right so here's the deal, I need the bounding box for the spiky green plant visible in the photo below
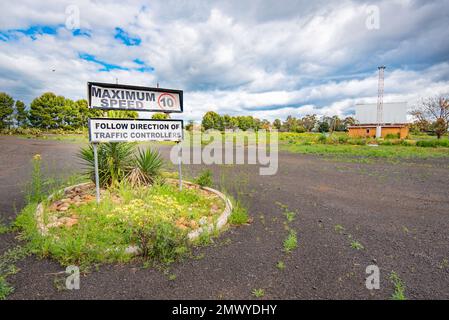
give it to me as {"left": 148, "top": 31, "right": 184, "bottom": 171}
{"left": 78, "top": 142, "right": 135, "bottom": 187}
{"left": 127, "top": 148, "right": 164, "bottom": 186}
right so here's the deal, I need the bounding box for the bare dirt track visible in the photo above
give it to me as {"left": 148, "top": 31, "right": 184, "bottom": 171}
{"left": 1, "top": 135, "right": 448, "bottom": 299}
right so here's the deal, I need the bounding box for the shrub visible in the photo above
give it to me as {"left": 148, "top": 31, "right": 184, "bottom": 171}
{"left": 78, "top": 142, "right": 135, "bottom": 187}
{"left": 317, "top": 133, "right": 327, "bottom": 144}
{"left": 0, "top": 127, "right": 42, "bottom": 136}
{"left": 379, "top": 139, "right": 401, "bottom": 146}
{"left": 400, "top": 140, "right": 414, "bottom": 146}
{"left": 135, "top": 220, "right": 188, "bottom": 264}
{"left": 229, "top": 201, "right": 249, "bottom": 225}
{"left": 416, "top": 140, "right": 449, "bottom": 147}
{"left": 348, "top": 138, "right": 367, "bottom": 145}
{"left": 338, "top": 136, "right": 349, "bottom": 144}
{"left": 385, "top": 133, "right": 400, "bottom": 139}
{"left": 127, "top": 148, "right": 164, "bottom": 186}
{"left": 294, "top": 125, "right": 306, "bottom": 133}
{"left": 195, "top": 169, "right": 213, "bottom": 187}
{"left": 438, "top": 140, "right": 449, "bottom": 147}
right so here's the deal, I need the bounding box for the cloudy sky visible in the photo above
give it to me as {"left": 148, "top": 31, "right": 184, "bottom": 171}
{"left": 1, "top": 0, "right": 448, "bottom": 121}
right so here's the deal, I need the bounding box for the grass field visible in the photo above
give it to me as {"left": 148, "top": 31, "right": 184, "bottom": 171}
{"left": 3, "top": 130, "right": 449, "bottom": 160}
{"left": 278, "top": 132, "right": 449, "bottom": 159}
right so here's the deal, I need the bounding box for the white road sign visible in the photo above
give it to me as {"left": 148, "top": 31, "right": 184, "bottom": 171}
{"left": 88, "top": 82, "right": 183, "bottom": 113}
{"left": 88, "top": 118, "right": 183, "bottom": 143}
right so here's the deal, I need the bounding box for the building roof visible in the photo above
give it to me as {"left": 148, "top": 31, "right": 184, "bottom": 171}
{"left": 348, "top": 124, "right": 409, "bottom": 128}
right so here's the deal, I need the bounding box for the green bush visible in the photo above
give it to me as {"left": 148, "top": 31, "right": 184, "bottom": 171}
{"left": 317, "top": 133, "right": 327, "bottom": 144}
{"left": 127, "top": 148, "right": 164, "bottom": 186}
{"left": 416, "top": 140, "right": 435, "bottom": 147}
{"left": 416, "top": 140, "right": 449, "bottom": 148}
{"left": 338, "top": 136, "right": 349, "bottom": 144}
{"left": 194, "top": 169, "right": 213, "bottom": 187}
{"left": 400, "top": 140, "right": 414, "bottom": 146}
{"left": 379, "top": 139, "right": 402, "bottom": 146}
{"left": 78, "top": 142, "right": 135, "bottom": 187}
{"left": 348, "top": 138, "right": 367, "bottom": 145}
{"left": 385, "top": 133, "right": 400, "bottom": 139}
{"left": 135, "top": 220, "right": 188, "bottom": 264}
{"left": 0, "top": 127, "right": 42, "bottom": 136}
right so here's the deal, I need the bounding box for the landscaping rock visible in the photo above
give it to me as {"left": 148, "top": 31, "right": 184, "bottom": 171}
{"left": 125, "top": 246, "right": 140, "bottom": 255}
{"left": 199, "top": 216, "right": 208, "bottom": 226}
{"left": 189, "top": 220, "right": 198, "bottom": 229}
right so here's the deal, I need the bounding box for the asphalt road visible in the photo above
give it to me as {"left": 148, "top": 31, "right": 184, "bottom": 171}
{"left": 1, "top": 135, "right": 448, "bottom": 299}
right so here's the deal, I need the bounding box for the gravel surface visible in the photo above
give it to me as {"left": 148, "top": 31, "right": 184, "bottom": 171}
{"left": 1, "top": 135, "right": 448, "bottom": 299}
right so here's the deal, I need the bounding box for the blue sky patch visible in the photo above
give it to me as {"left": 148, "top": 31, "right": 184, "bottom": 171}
{"left": 17, "top": 25, "right": 59, "bottom": 40}
{"left": 114, "top": 27, "right": 141, "bottom": 46}
{"left": 79, "top": 53, "right": 129, "bottom": 72}
{"left": 0, "top": 25, "right": 61, "bottom": 41}
{"left": 133, "top": 59, "right": 154, "bottom": 72}
{"left": 72, "top": 29, "right": 91, "bottom": 37}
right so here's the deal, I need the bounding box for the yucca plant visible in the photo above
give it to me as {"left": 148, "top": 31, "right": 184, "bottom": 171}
{"left": 127, "top": 148, "right": 164, "bottom": 186}
{"left": 78, "top": 142, "right": 135, "bottom": 187}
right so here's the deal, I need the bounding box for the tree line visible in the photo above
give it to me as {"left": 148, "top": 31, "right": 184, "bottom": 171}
{"left": 201, "top": 111, "right": 356, "bottom": 133}
{"left": 1, "top": 91, "right": 447, "bottom": 137}
{"left": 0, "top": 92, "right": 138, "bottom": 130}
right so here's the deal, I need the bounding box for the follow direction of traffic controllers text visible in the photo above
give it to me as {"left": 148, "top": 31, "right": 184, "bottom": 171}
{"left": 88, "top": 118, "right": 183, "bottom": 143}
{"left": 87, "top": 82, "right": 185, "bottom": 202}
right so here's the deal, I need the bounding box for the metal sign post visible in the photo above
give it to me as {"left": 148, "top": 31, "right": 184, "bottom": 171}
{"left": 177, "top": 141, "right": 182, "bottom": 191}
{"left": 92, "top": 142, "right": 100, "bottom": 204}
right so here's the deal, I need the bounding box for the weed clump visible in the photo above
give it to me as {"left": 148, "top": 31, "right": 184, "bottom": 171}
{"left": 229, "top": 201, "right": 249, "bottom": 225}
{"left": 283, "top": 230, "right": 298, "bottom": 253}
{"left": 194, "top": 169, "right": 214, "bottom": 187}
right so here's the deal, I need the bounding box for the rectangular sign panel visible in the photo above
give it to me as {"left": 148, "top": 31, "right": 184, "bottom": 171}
{"left": 88, "top": 118, "right": 183, "bottom": 143}
{"left": 87, "top": 82, "right": 183, "bottom": 113}
{"left": 355, "top": 102, "right": 408, "bottom": 124}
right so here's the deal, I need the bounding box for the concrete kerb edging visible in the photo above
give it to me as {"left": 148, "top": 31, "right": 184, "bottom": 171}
{"left": 34, "top": 180, "right": 233, "bottom": 247}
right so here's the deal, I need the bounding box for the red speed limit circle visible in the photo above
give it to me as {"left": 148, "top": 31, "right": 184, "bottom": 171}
{"left": 158, "top": 93, "right": 176, "bottom": 109}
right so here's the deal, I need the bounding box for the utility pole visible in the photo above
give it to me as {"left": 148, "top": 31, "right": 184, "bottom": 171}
{"left": 376, "top": 66, "right": 386, "bottom": 138}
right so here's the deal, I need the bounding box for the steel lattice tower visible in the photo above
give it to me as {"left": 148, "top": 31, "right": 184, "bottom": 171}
{"left": 377, "top": 66, "right": 386, "bottom": 125}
